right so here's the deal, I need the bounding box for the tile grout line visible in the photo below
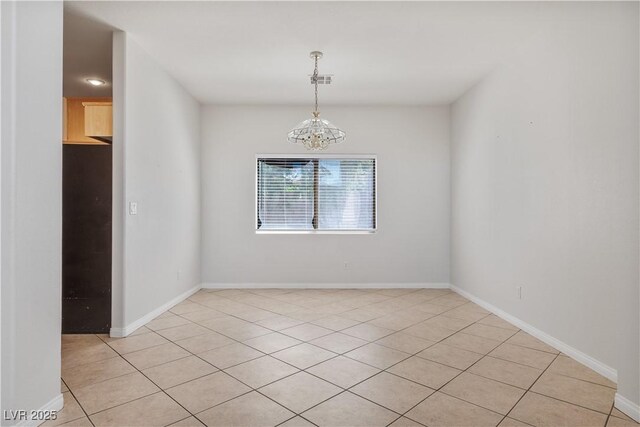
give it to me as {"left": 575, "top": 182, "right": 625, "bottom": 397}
{"left": 230, "top": 293, "right": 447, "bottom": 331}
{"left": 199, "top": 288, "right": 453, "bottom": 330}
{"left": 75, "top": 293, "right": 575, "bottom": 426}
{"left": 259, "top": 301, "right": 500, "bottom": 423}
{"left": 499, "top": 352, "right": 563, "bottom": 426}
{"left": 397, "top": 336, "right": 507, "bottom": 425}
{"left": 342, "top": 294, "right": 614, "bottom": 425}
{"left": 58, "top": 378, "right": 96, "bottom": 427}
{"left": 107, "top": 376, "right": 196, "bottom": 423}
{"left": 365, "top": 297, "right": 503, "bottom": 425}
{"left": 525, "top": 390, "right": 618, "bottom": 418}
{"left": 61, "top": 289, "right": 620, "bottom": 427}
{"left": 167, "top": 290, "right": 457, "bottom": 422}
{"left": 549, "top": 371, "right": 618, "bottom": 391}
{"left": 209, "top": 290, "right": 528, "bottom": 423}
{"left": 132, "top": 295, "right": 375, "bottom": 424}
{"left": 607, "top": 403, "right": 640, "bottom": 425}
{"left": 174, "top": 319, "right": 378, "bottom": 425}
{"left": 85, "top": 333, "right": 215, "bottom": 426}
{"left": 395, "top": 319, "right": 614, "bottom": 426}
{"left": 64, "top": 289, "right": 466, "bottom": 422}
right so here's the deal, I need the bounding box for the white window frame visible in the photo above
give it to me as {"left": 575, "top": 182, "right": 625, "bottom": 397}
{"left": 255, "top": 154, "right": 378, "bottom": 234}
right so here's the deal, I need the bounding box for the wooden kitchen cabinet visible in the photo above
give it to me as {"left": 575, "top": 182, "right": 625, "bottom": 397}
{"left": 83, "top": 102, "right": 112, "bottom": 143}
{"left": 63, "top": 97, "right": 112, "bottom": 144}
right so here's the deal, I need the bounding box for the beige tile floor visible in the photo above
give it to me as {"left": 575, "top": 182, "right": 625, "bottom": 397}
{"left": 53, "top": 288, "right": 639, "bottom": 427}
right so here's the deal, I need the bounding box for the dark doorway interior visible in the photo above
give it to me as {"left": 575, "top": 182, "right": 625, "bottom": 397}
{"left": 62, "top": 144, "right": 112, "bottom": 333}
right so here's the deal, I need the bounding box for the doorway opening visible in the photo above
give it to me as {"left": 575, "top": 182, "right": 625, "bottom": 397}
{"left": 62, "top": 9, "right": 114, "bottom": 333}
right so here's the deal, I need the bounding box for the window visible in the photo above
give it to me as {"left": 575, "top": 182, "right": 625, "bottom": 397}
{"left": 256, "top": 155, "right": 376, "bottom": 233}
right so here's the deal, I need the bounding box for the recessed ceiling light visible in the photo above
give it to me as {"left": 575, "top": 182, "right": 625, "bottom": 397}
{"left": 86, "top": 78, "right": 106, "bottom": 86}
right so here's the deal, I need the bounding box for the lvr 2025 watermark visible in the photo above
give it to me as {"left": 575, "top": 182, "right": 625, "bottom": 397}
{"left": 3, "top": 410, "right": 58, "bottom": 422}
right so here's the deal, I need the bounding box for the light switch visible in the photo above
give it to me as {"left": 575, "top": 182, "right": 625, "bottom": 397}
{"left": 129, "top": 201, "right": 138, "bottom": 215}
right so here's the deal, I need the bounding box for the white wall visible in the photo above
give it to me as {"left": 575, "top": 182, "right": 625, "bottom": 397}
{"left": 451, "top": 1, "right": 639, "bottom": 415}
{"left": 201, "top": 106, "right": 449, "bottom": 285}
{"left": 112, "top": 33, "right": 201, "bottom": 332}
{"left": 1, "top": 1, "right": 64, "bottom": 423}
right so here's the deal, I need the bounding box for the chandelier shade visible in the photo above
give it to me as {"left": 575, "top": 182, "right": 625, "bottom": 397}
{"left": 288, "top": 51, "right": 345, "bottom": 150}
{"left": 287, "top": 115, "right": 346, "bottom": 151}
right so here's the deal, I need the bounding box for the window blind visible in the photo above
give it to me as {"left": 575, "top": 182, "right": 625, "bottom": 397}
{"left": 257, "top": 156, "right": 376, "bottom": 232}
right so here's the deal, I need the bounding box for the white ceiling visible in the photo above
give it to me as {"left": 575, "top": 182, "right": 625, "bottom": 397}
{"left": 64, "top": 6, "right": 113, "bottom": 97}
{"left": 65, "top": 1, "right": 578, "bottom": 105}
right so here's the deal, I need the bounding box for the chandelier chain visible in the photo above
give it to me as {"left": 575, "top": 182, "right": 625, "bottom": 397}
{"left": 313, "top": 54, "right": 319, "bottom": 115}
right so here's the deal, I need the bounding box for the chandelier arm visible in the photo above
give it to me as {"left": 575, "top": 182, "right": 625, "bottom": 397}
{"left": 325, "top": 124, "right": 337, "bottom": 141}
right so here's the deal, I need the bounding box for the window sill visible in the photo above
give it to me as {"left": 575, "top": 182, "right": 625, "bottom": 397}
{"left": 256, "top": 229, "right": 376, "bottom": 235}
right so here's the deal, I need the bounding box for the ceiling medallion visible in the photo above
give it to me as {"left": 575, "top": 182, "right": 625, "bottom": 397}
{"left": 287, "top": 51, "right": 346, "bottom": 150}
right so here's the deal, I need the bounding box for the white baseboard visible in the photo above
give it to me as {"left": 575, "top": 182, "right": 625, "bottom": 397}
{"left": 450, "top": 285, "right": 618, "bottom": 384}
{"left": 201, "top": 282, "right": 452, "bottom": 289}
{"left": 14, "top": 393, "right": 64, "bottom": 427}
{"left": 615, "top": 393, "right": 640, "bottom": 422}
{"left": 110, "top": 284, "right": 201, "bottom": 337}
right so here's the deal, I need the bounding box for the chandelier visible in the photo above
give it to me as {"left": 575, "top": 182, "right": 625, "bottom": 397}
{"left": 287, "top": 51, "right": 346, "bottom": 150}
